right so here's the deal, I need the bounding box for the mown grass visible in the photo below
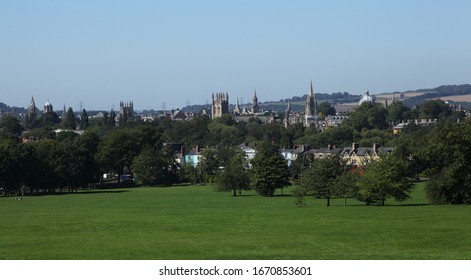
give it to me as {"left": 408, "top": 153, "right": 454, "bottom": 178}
{"left": 1, "top": 183, "right": 470, "bottom": 259}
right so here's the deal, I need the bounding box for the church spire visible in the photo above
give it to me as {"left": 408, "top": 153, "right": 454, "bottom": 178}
{"left": 310, "top": 80, "right": 314, "bottom": 96}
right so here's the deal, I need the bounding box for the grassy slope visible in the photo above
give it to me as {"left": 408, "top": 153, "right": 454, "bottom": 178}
{"left": 1, "top": 183, "right": 470, "bottom": 260}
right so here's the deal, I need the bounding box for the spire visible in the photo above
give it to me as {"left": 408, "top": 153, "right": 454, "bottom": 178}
{"left": 310, "top": 80, "right": 314, "bottom": 96}
{"left": 30, "top": 96, "right": 36, "bottom": 108}
{"left": 287, "top": 100, "right": 291, "bottom": 112}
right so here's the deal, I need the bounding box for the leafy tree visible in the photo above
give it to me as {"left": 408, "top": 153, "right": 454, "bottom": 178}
{"left": 318, "top": 101, "right": 336, "bottom": 117}
{"left": 357, "top": 155, "right": 413, "bottom": 206}
{"left": 250, "top": 144, "right": 290, "bottom": 196}
{"left": 39, "top": 111, "right": 61, "bottom": 127}
{"left": 132, "top": 147, "right": 178, "bottom": 185}
{"left": 333, "top": 167, "right": 360, "bottom": 206}
{"left": 344, "top": 102, "right": 389, "bottom": 131}
{"left": 387, "top": 101, "right": 412, "bottom": 125}
{"left": 0, "top": 115, "right": 24, "bottom": 136}
{"left": 289, "top": 153, "right": 313, "bottom": 181}
{"left": 97, "top": 129, "right": 140, "bottom": 185}
{"left": 419, "top": 122, "right": 471, "bottom": 204}
{"left": 215, "top": 152, "right": 251, "bottom": 196}
{"left": 296, "top": 156, "right": 344, "bottom": 206}
{"left": 0, "top": 140, "right": 24, "bottom": 195}
{"left": 417, "top": 100, "right": 451, "bottom": 121}
{"left": 198, "top": 148, "right": 220, "bottom": 183}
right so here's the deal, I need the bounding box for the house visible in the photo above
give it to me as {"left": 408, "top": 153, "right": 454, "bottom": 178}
{"left": 309, "top": 145, "right": 344, "bottom": 160}
{"left": 280, "top": 148, "right": 294, "bottom": 166}
{"left": 341, "top": 143, "right": 393, "bottom": 166}
{"left": 184, "top": 146, "right": 203, "bottom": 166}
{"left": 239, "top": 143, "right": 256, "bottom": 161}
{"left": 291, "top": 145, "right": 310, "bottom": 161}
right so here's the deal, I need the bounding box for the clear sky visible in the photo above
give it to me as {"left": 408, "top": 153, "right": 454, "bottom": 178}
{"left": 1, "top": 0, "right": 470, "bottom": 111}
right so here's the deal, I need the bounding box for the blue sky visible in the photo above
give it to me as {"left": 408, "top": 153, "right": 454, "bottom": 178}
{"left": 1, "top": 0, "right": 470, "bottom": 111}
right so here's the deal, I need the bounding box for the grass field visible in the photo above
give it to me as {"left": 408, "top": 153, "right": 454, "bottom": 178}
{"left": 1, "top": 183, "right": 470, "bottom": 260}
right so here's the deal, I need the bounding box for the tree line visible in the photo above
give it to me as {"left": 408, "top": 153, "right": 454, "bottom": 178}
{"left": 0, "top": 99, "right": 470, "bottom": 204}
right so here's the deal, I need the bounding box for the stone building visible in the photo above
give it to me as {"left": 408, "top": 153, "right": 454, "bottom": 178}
{"left": 211, "top": 92, "right": 229, "bottom": 119}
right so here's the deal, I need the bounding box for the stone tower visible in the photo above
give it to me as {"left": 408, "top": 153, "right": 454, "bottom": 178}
{"left": 119, "top": 101, "right": 134, "bottom": 122}
{"left": 211, "top": 92, "right": 229, "bottom": 119}
{"left": 44, "top": 100, "right": 53, "bottom": 114}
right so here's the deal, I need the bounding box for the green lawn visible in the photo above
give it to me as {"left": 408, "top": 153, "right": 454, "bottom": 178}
{"left": 1, "top": 183, "right": 470, "bottom": 259}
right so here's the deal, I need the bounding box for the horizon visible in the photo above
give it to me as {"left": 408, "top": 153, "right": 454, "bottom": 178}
{"left": 1, "top": 1, "right": 470, "bottom": 111}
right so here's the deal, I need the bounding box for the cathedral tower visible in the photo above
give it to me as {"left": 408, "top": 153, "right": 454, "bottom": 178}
{"left": 211, "top": 92, "right": 229, "bottom": 119}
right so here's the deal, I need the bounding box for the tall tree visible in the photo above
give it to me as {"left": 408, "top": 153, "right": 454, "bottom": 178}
{"left": 132, "top": 146, "right": 178, "bottom": 185}
{"left": 296, "top": 156, "right": 344, "bottom": 206}
{"left": 97, "top": 129, "right": 140, "bottom": 185}
{"left": 0, "top": 115, "right": 24, "bottom": 137}
{"left": 80, "top": 109, "right": 89, "bottom": 129}
{"left": 215, "top": 152, "right": 251, "bottom": 196}
{"left": 250, "top": 144, "right": 290, "bottom": 196}
{"left": 64, "top": 107, "right": 77, "bottom": 130}
{"left": 420, "top": 122, "right": 471, "bottom": 204}
{"left": 356, "top": 155, "right": 413, "bottom": 206}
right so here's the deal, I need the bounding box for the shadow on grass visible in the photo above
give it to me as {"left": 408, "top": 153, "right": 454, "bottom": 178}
{"left": 346, "top": 203, "right": 429, "bottom": 207}
{"left": 12, "top": 190, "right": 131, "bottom": 197}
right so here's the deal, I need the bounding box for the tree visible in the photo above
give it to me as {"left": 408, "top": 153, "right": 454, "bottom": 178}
{"left": 64, "top": 107, "right": 77, "bottom": 130}
{"left": 344, "top": 102, "right": 389, "bottom": 131}
{"left": 109, "top": 110, "right": 116, "bottom": 127}
{"left": 356, "top": 155, "right": 413, "bottom": 206}
{"left": 333, "top": 167, "right": 360, "bottom": 206}
{"left": 0, "top": 140, "right": 24, "bottom": 195}
{"left": 132, "top": 147, "right": 173, "bottom": 185}
{"left": 0, "top": 115, "right": 24, "bottom": 136}
{"left": 387, "top": 101, "right": 411, "bottom": 125}
{"left": 417, "top": 100, "right": 451, "bottom": 121}
{"left": 250, "top": 144, "right": 290, "bottom": 196}
{"left": 419, "top": 122, "right": 471, "bottom": 204}
{"left": 296, "top": 156, "right": 344, "bottom": 206}
{"left": 97, "top": 129, "right": 140, "bottom": 185}
{"left": 215, "top": 152, "right": 251, "bottom": 196}
{"left": 198, "top": 148, "right": 220, "bottom": 183}
{"left": 318, "top": 101, "right": 336, "bottom": 117}
{"left": 80, "top": 109, "right": 89, "bottom": 129}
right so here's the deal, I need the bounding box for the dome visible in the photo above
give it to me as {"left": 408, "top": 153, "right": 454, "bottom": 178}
{"left": 359, "top": 90, "right": 376, "bottom": 105}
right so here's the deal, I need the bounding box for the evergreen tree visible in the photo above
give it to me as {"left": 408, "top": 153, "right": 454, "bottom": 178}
{"left": 80, "top": 109, "right": 89, "bottom": 129}
{"left": 64, "top": 107, "right": 77, "bottom": 130}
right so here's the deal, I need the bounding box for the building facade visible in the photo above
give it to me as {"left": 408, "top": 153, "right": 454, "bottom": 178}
{"left": 211, "top": 92, "right": 229, "bottom": 119}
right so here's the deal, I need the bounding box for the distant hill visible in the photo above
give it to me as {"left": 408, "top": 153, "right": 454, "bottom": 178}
{"left": 0, "top": 102, "right": 27, "bottom": 116}
{"left": 375, "top": 84, "right": 471, "bottom": 107}
{"left": 181, "top": 84, "right": 471, "bottom": 112}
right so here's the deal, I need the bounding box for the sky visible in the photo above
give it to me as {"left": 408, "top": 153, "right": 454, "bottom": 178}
{"left": 1, "top": 0, "right": 470, "bottom": 111}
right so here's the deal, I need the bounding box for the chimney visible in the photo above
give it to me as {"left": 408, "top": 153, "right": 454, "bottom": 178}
{"left": 373, "top": 143, "right": 380, "bottom": 151}
{"left": 196, "top": 145, "right": 200, "bottom": 153}
{"left": 352, "top": 142, "right": 359, "bottom": 151}
{"left": 180, "top": 146, "right": 185, "bottom": 156}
